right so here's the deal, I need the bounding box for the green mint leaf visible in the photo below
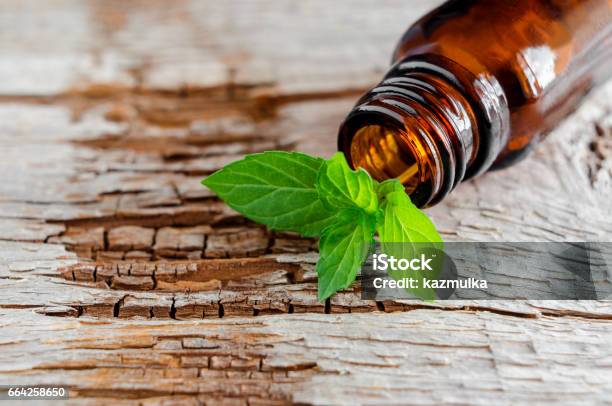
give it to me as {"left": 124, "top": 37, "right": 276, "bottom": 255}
{"left": 316, "top": 209, "right": 375, "bottom": 301}
{"left": 376, "top": 180, "right": 442, "bottom": 245}
{"left": 376, "top": 179, "right": 443, "bottom": 300}
{"left": 316, "top": 152, "right": 378, "bottom": 214}
{"left": 202, "top": 151, "right": 336, "bottom": 237}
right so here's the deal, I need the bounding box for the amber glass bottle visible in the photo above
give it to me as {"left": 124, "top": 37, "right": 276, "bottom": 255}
{"left": 338, "top": 0, "right": 612, "bottom": 207}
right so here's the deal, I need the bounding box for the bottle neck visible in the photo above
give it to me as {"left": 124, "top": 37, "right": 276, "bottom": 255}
{"left": 339, "top": 62, "right": 491, "bottom": 207}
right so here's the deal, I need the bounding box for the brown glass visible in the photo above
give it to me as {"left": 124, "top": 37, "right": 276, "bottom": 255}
{"left": 338, "top": 0, "right": 612, "bottom": 207}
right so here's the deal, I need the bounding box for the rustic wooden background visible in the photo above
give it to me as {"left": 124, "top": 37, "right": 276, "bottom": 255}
{"left": 1, "top": 0, "right": 611, "bottom": 404}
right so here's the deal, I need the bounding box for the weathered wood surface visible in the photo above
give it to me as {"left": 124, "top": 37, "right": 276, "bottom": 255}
{"left": 0, "top": 0, "right": 611, "bottom": 404}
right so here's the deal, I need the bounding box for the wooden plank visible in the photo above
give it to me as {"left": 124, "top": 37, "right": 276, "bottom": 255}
{"left": 0, "top": 0, "right": 611, "bottom": 404}
{"left": 1, "top": 309, "right": 612, "bottom": 405}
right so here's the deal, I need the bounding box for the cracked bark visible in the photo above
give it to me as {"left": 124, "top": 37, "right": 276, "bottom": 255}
{"left": 1, "top": 0, "right": 611, "bottom": 404}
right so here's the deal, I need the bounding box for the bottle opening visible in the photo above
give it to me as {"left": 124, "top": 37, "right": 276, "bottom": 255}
{"left": 350, "top": 124, "right": 422, "bottom": 194}
{"left": 344, "top": 115, "right": 445, "bottom": 207}
{"left": 338, "top": 68, "right": 476, "bottom": 207}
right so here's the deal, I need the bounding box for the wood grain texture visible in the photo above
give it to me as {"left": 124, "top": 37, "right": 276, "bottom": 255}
{"left": 0, "top": 0, "right": 611, "bottom": 404}
{"left": 2, "top": 309, "right": 612, "bottom": 405}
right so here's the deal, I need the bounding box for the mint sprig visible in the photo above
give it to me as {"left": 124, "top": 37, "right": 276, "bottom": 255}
{"left": 202, "top": 151, "right": 442, "bottom": 301}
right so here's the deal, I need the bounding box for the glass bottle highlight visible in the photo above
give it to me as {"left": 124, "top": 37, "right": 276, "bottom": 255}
{"left": 338, "top": 0, "right": 612, "bottom": 207}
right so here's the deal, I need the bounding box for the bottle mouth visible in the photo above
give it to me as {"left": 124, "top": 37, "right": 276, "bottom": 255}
{"left": 339, "top": 109, "right": 446, "bottom": 208}
{"left": 350, "top": 123, "right": 431, "bottom": 196}
{"left": 338, "top": 65, "right": 485, "bottom": 207}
